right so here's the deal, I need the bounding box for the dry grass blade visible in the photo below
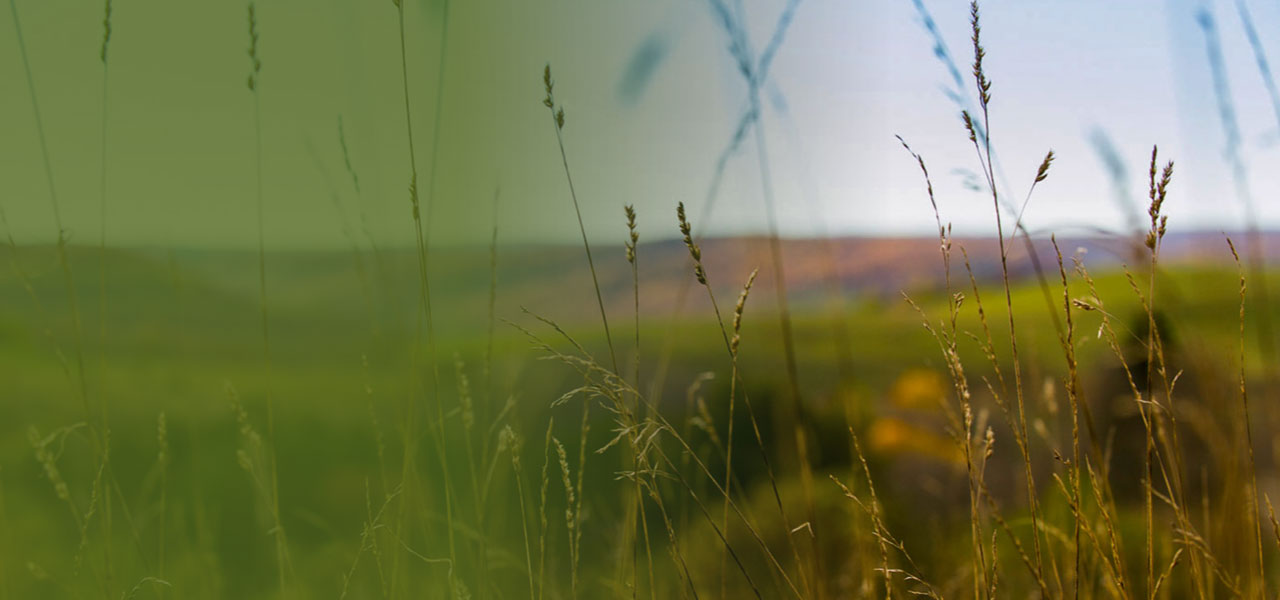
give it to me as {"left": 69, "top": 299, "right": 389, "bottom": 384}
{"left": 832, "top": 432, "right": 942, "bottom": 599}
{"left": 513, "top": 312, "right": 804, "bottom": 598}
{"left": 964, "top": 2, "right": 1046, "bottom": 581}
{"left": 677, "top": 202, "right": 808, "bottom": 597}
{"left": 1051, "top": 236, "right": 1083, "bottom": 600}
{"left": 543, "top": 64, "right": 620, "bottom": 376}
{"left": 244, "top": 6, "right": 289, "bottom": 595}
{"left": 1227, "top": 236, "right": 1266, "bottom": 590}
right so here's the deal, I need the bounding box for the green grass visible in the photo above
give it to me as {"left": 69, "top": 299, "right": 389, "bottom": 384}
{"left": 0, "top": 241, "right": 1273, "bottom": 598}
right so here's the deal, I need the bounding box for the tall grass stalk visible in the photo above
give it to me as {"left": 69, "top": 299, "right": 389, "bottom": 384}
{"left": 911, "top": 0, "right": 1067, "bottom": 344}
{"left": 454, "top": 356, "right": 487, "bottom": 592}
{"left": 244, "top": 5, "right": 289, "bottom": 595}
{"left": 748, "top": 84, "right": 802, "bottom": 413}
{"left": 1234, "top": 0, "right": 1280, "bottom": 140}
{"left": 418, "top": 7, "right": 464, "bottom": 589}
{"left": 537, "top": 418, "right": 553, "bottom": 600}
{"left": 391, "top": 0, "right": 458, "bottom": 592}
{"left": 94, "top": 3, "right": 119, "bottom": 587}
{"left": 1197, "top": 7, "right": 1278, "bottom": 387}
{"left": 533, "top": 71, "right": 614, "bottom": 595}
{"left": 479, "top": 189, "right": 503, "bottom": 599}
{"left": 542, "top": 65, "right": 619, "bottom": 375}
{"left": 897, "top": 134, "right": 991, "bottom": 598}
{"left": 651, "top": 441, "right": 764, "bottom": 599}
{"left": 719, "top": 267, "right": 757, "bottom": 598}
{"left": 2, "top": 212, "right": 123, "bottom": 595}
{"left": 644, "top": 475, "right": 700, "bottom": 596}
{"left": 96, "top": 0, "right": 113, "bottom": 386}
{"left": 783, "top": 119, "right": 856, "bottom": 382}
{"left": 0, "top": 467, "right": 8, "bottom": 600}
{"left": 677, "top": 203, "right": 806, "bottom": 597}
{"left": 422, "top": 0, "right": 451, "bottom": 243}
{"left": 1228, "top": 237, "right": 1267, "bottom": 592}
{"left": 705, "top": 7, "right": 816, "bottom": 576}
{"left": 1136, "top": 147, "right": 1204, "bottom": 596}
{"left": 8, "top": 0, "right": 95, "bottom": 465}
{"left": 487, "top": 188, "right": 500, "bottom": 412}
{"left": 492, "top": 427, "right": 532, "bottom": 598}
{"left": 307, "top": 135, "right": 374, "bottom": 337}
{"left": 726, "top": 2, "right": 822, "bottom": 586}
{"left": 646, "top": 0, "right": 796, "bottom": 412}
{"left": 96, "top": 0, "right": 113, "bottom": 357}
{"left": 553, "top": 436, "right": 580, "bottom": 597}
{"left": 704, "top": 0, "right": 805, "bottom": 406}
{"left": 337, "top": 115, "right": 392, "bottom": 336}
{"left": 625, "top": 205, "right": 640, "bottom": 390}
{"left": 622, "top": 204, "right": 653, "bottom": 598}
{"left": 1051, "top": 236, "right": 1083, "bottom": 599}
{"left": 573, "top": 393, "right": 590, "bottom": 599}
{"left": 832, "top": 431, "right": 942, "bottom": 598}
{"left": 962, "top": 1, "right": 1045, "bottom": 581}
{"left": 155, "top": 413, "right": 168, "bottom": 599}
{"left": 9, "top": 0, "right": 115, "bottom": 593}
{"left": 330, "top": 117, "right": 393, "bottom": 498}
{"left": 1076, "top": 260, "right": 1147, "bottom": 598}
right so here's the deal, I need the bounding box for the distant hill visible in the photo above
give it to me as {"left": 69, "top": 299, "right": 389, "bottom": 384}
{"left": 480, "top": 230, "right": 1276, "bottom": 321}
{"left": 3, "top": 231, "right": 1270, "bottom": 338}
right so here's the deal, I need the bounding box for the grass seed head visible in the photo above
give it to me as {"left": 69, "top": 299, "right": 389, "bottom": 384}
{"left": 1035, "top": 150, "right": 1055, "bottom": 183}
{"left": 676, "top": 202, "right": 704, "bottom": 285}
{"left": 624, "top": 204, "right": 638, "bottom": 263}
{"left": 1144, "top": 146, "right": 1174, "bottom": 248}
{"left": 1148, "top": 145, "right": 1159, "bottom": 202}
{"left": 543, "top": 64, "right": 554, "bottom": 108}
{"left": 500, "top": 425, "right": 523, "bottom": 468}
{"left": 969, "top": 1, "right": 991, "bottom": 106}
{"left": 454, "top": 355, "right": 475, "bottom": 431}
{"left": 677, "top": 204, "right": 696, "bottom": 238}
{"left": 100, "top": 0, "right": 112, "bottom": 63}
{"left": 553, "top": 437, "right": 576, "bottom": 535}
{"left": 27, "top": 426, "right": 69, "bottom": 502}
{"left": 730, "top": 268, "right": 759, "bottom": 355}
{"left": 246, "top": 3, "right": 261, "bottom": 90}
{"left": 409, "top": 172, "right": 419, "bottom": 216}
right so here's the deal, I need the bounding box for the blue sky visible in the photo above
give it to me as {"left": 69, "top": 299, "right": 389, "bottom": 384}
{"left": 3, "top": 0, "right": 1279, "bottom": 247}
{"left": 658, "top": 0, "right": 1280, "bottom": 241}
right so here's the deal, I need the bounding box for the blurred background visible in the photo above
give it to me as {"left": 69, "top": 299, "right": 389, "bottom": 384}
{"left": 7, "top": 0, "right": 1280, "bottom": 247}
{"left": 6, "top": 0, "right": 1280, "bottom": 597}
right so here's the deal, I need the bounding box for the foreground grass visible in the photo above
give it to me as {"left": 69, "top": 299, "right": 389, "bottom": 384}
{"left": 0, "top": 241, "right": 1274, "bottom": 598}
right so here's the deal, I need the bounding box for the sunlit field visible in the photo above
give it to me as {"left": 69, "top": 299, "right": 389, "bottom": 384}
{"left": 8, "top": 0, "right": 1280, "bottom": 598}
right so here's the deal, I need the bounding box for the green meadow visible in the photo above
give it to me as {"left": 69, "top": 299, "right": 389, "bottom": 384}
{"left": 5, "top": 240, "right": 1279, "bottom": 598}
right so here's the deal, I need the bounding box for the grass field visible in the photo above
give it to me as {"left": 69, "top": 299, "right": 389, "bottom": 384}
{"left": 3, "top": 239, "right": 1279, "bottom": 598}
{"left": 8, "top": 0, "right": 1280, "bottom": 598}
